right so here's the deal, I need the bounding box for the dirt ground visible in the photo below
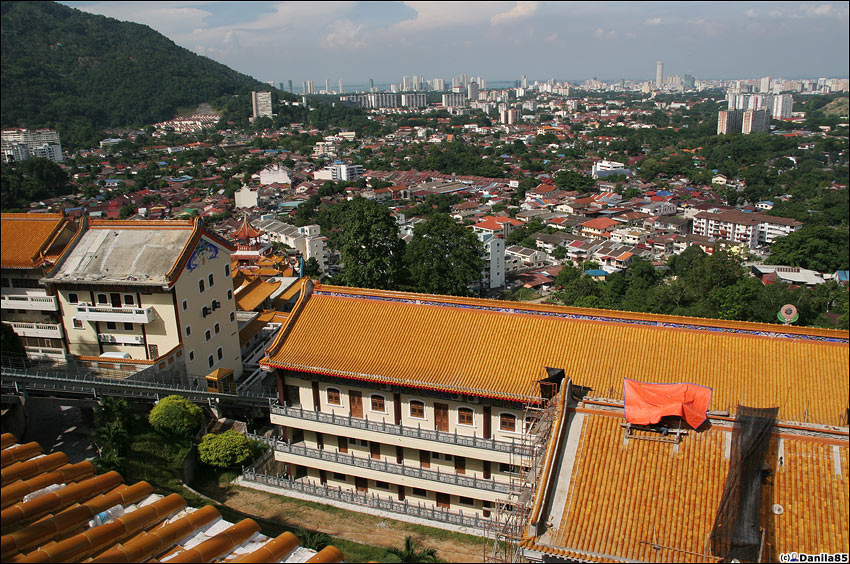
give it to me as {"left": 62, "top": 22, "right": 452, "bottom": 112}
{"left": 206, "top": 484, "right": 486, "bottom": 563}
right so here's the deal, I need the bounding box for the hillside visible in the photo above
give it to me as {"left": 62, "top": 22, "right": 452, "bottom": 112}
{"left": 1, "top": 1, "right": 280, "bottom": 148}
{"left": 822, "top": 96, "right": 849, "bottom": 117}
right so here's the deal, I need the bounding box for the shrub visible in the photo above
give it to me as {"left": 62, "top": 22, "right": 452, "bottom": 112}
{"left": 148, "top": 395, "right": 203, "bottom": 438}
{"left": 198, "top": 430, "right": 256, "bottom": 468}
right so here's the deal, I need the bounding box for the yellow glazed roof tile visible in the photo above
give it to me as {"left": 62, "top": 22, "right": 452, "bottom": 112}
{"left": 262, "top": 285, "right": 849, "bottom": 423}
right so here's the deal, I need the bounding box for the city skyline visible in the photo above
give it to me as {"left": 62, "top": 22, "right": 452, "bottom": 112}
{"left": 61, "top": 1, "right": 850, "bottom": 85}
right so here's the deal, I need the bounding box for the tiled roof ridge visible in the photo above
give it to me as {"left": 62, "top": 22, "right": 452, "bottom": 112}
{"left": 312, "top": 284, "right": 849, "bottom": 344}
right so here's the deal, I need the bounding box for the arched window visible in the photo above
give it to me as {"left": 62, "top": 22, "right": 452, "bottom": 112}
{"left": 371, "top": 394, "right": 386, "bottom": 413}
{"left": 410, "top": 400, "right": 425, "bottom": 419}
{"left": 327, "top": 388, "right": 341, "bottom": 406}
{"left": 458, "top": 408, "right": 475, "bottom": 426}
{"left": 500, "top": 413, "right": 516, "bottom": 432}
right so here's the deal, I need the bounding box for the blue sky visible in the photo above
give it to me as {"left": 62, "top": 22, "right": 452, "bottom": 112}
{"left": 61, "top": 1, "right": 850, "bottom": 85}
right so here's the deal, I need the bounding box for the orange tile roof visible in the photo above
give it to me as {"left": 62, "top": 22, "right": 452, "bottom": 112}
{"left": 0, "top": 433, "right": 343, "bottom": 563}
{"left": 533, "top": 413, "right": 849, "bottom": 563}
{"left": 235, "top": 278, "right": 281, "bottom": 312}
{"left": 0, "top": 214, "right": 70, "bottom": 269}
{"left": 262, "top": 285, "right": 849, "bottom": 419}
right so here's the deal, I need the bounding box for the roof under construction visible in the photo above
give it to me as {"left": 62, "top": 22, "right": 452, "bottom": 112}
{"left": 0, "top": 433, "right": 344, "bottom": 563}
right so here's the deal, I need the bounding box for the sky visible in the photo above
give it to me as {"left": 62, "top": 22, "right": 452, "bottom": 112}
{"left": 61, "top": 1, "right": 850, "bottom": 85}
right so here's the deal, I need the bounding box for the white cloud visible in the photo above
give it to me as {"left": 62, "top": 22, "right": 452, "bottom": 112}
{"left": 593, "top": 27, "right": 604, "bottom": 38}
{"left": 323, "top": 19, "right": 366, "bottom": 49}
{"left": 393, "top": 1, "right": 511, "bottom": 31}
{"left": 491, "top": 1, "right": 539, "bottom": 25}
{"left": 745, "top": 8, "right": 758, "bottom": 17}
{"left": 798, "top": 3, "right": 835, "bottom": 16}
{"left": 645, "top": 17, "right": 662, "bottom": 25}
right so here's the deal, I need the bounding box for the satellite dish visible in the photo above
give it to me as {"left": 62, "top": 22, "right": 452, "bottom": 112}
{"left": 772, "top": 503, "right": 784, "bottom": 515}
{"left": 777, "top": 304, "right": 798, "bottom": 325}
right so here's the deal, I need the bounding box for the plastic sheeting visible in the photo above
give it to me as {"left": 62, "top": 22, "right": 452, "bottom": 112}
{"left": 623, "top": 379, "right": 713, "bottom": 429}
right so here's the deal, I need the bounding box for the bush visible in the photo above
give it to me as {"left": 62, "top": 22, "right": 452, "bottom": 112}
{"left": 198, "top": 430, "right": 259, "bottom": 468}
{"left": 148, "top": 395, "right": 203, "bottom": 438}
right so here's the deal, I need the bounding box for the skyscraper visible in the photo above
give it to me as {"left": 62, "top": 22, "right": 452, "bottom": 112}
{"left": 742, "top": 109, "right": 770, "bottom": 134}
{"left": 306, "top": 80, "right": 315, "bottom": 95}
{"left": 402, "top": 76, "right": 411, "bottom": 91}
{"left": 717, "top": 110, "right": 743, "bottom": 134}
{"left": 467, "top": 81, "right": 479, "bottom": 101}
{"left": 288, "top": 80, "right": 293, "bottom": 93}
{"left": 760, "top": 76, "right": 771, "bottom": 93}
{"left": 325, "top": 79, "right": 331, "bottom": 93}
{"left": 338, "top": 79, "right": 343, "bottom": 94}
{"left": 656, "top": 60, "right": 663, "bottom": 89}
{"left": 251, "top": 91, "right": 273, "bottom": 121}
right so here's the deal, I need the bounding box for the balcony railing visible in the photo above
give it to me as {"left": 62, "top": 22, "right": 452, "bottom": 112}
{"left": 1, "top": 290, "right": 59, "bottom": 311}
{"left": 98, "top": 333, "right": 145, "bottom": 345}
{"left": 242, "top": 458, "right": 495, "bottom": 531}
{"left": 271, "top": 402, "right": 532, "bottom": 456}
{"left": 3, "top": 321, "right": 63, "bottom": 339}
{"left": 252, "top": 433, "right": 511, "bottom": 494}
{"left": 75, "top": 303, "right": 155, "bottom": 324}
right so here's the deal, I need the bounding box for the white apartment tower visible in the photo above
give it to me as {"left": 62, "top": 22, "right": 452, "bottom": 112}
{"left": 655, "top": 60, "right": 664, "bottom": 89}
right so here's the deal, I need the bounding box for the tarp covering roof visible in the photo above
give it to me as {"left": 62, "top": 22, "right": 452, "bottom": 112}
{"left": 623, "top": 379, "right": 713, "bottom": 429}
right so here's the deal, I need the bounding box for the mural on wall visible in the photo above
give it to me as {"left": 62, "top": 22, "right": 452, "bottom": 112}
{"left": 187, "top": 239, "right": 219, "bottom": 272}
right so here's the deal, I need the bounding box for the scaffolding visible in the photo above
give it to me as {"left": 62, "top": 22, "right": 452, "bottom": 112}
{"left": 484, "top": 382, "right": 560, "bottom": 563}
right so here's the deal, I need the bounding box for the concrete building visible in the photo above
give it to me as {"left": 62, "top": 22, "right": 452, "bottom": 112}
{"left": 717, "top": 110, "right": 743, "bottom": 134}
{"left": 742, "top": 109, "right": 770, "bottom": 134}
{"left": 254, "top": 217, "right": 328, "bottom": 273}
{"left": 313, "top": 162, "right": 363, "bottom": 182}
{"left": 234, "top": 185, "right": 259, "bottom": 209}
{"left": 259, "top": 164, "right": 293, "bottom": 186}
{"left": 1, "top": 128, "right": 63, "bottom": 162}
{"left": 41, "top": 218, "right": 242, "bottom": 379}
{"left": 691, "top": 209, "right": 801, "bottom": 248}
{"left": 1, "top": 213, "right": 78, "bottom": 361}
{"left": 467, "top": 81, "right": 479, "bottom": 102}
{"left": 442, "top": 93, "right": 467, "bottom": 108}
{"left": 478, "top": 232, "right": 505, "bottom": 290}
{"left": 251, "top": 91, "right": 273, "bottom": 121}
{"left": 400, "top": 93, "right": 427, "bottom": 109}
{"left": 655, "top": 60, "right": 663, "bottom": 89}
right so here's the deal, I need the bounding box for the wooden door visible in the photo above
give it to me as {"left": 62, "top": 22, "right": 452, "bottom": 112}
{"left": 349, "top": 391, "right": 363, "bottom": 418}
{"left": 338, "top": 436, "right": 348, "bottom": 453}
{"left": 419, "top": 450, "right": 430, "bottom": 469}
{"left": 434, "top": 403, "right": 449, "bottom": 432}
{"left": 355, "top": 477, "right": 368, "bottom": 493}
{"left": 483, "top": 406, "right": 491, "bottom": 439}
{"left": 455, "top": 456, "right": 466, "bottom": 475}
{"left": 393, "top": 393, "right": 402, "bottom": 425}
{"left": 312, "top": 381, "right": 320, "bottom": 411}
{"left": 370, "top": 441, "right": 381, "bottom": 459}
{"left": 436, "top": 492, "right": 450, "bottom": 508}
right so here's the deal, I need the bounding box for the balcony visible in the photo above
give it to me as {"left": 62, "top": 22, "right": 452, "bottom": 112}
{"left": 3, "top": 321, "right": 63, "bottom": 339}
{"left": 98, "top": 333, "right": 145, "bottom": 345}
{"left": 260, "top": 435, "right": 510, "bottom": 494}
{"left": 271, "top": 403, "right": 531, "bottom": 457}
{"left": 75, "top": 303, "right": 155, "bottom": 324}
{"left": 1, "top": 289, "right": 59, "bottom": 311}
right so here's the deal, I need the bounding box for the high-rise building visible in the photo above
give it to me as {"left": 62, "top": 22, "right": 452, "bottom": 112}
{"left": 683, "top": 74, "right": 695, "bottom": 90}
{"left": 338, "top": 79, "right": 344, "bottom": 94}
{"left": 655, "top": 60, "right": 663, "bottom": 89}
{"left": 772, "top": 94, "right": 793, "bottom": 120}
{"left": 433, "top": 78, "right": 445, "bottom": 91}
{"left": 521, "top": 74, "right": 528, "bottom": 88}
{"left": 1, "top": 128, "right": 63, "bottom": 163}
{"left": 302, "top": 81, "right": 308, "bottom": 94}
{"left": 251, "top": 91, "right": 273, "bottom": 121}
{"left": 402, "top": 76, "right": 412, "bottom": 91}
{"left": 325, "top": 79, "right": 331, "bottom": 93}
{"left": 306, "top": 80, "right": 315, "bottom": 95}
{"left": 442, "top": 93, "right": 467, "bottom": 107}
{"left": 461, "top": 73, "right": 468, "bottom": 86}
{"left": 742, "top": 109, "right": 770, "bottom": 134}
{"left": 369, "top": 78, "right": 375, "bottom": 92}
{"left": 760, "top": 76, "right": 771, "bottom": 93}
{"left": 401, "top": 93, "right": 427, "bottom": 109}
{"left": 467, "top": 82, "right": 479, "bottom": 101}
{"left": 717, "top": 110, "right": 743, "bottom": 135}
{"left": 412, "top": 75, "right": 420, "bottom": 91}
{"left": 288, "top": 80, "right": 293, "bottom": 93}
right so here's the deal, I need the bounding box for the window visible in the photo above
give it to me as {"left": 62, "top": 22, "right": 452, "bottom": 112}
{"left": 459, "top": 496, "right": 475, "bottom": 506}
{"left": 458, "top": 408, "right": 474, "bottom": 426}
{"left": 410, "top": 401, "right": 425, "bottom": 419}
{"left": 412, "top": 488, "right": 427, "bottom": 497}
{"left": 230, "top": 312, "right": 235, "bottom": 323}
{"left": 189, "top": 350, "right": 195, "bottom": 361}
{"left": 327, "top": 388, "right": 341, "bottom": 406}
{"left": 124, "top": 323, "right": 133, "bottom": 331}
{"left": 500, "top": 413, "right": 517, "bottom": 432}
{"left": 68, "top": 293, "right": 78, "bottom": 304}
{"left": 97, "top": 293, "right": 108, "bottom": 304}
{"left": 208, "top": 273, "right": 214, "bottom": 287}
{"left": 124, "top": 294, "right": 135, "bottom": 305}
{"left": 182, "top": 300, "right": 188, "bottom": 311}
{"left": 225, "top": 264, "right": 230, "bottom": 277}
{"left": 217, "top": 347, "right": 223, "bottom": 360}
{"left": 376, "top": 481, "right": 390, "bottom": 490}
{"left": 333, "top": 473, "right": 347, "bottom": 481}
{"left": 205, "top": 329, "right": 211, "bottom": 342}
{"left": 371, "top": 395, "right": 385, "bottom": 413}
{"left": 208, "top": 355, "right": 214, "bottom": 368}
{"left": 72, "top": 318, "right": 83, "bottom": 329}
{"left": 106, "top": 321, "right": 117, "bottom": 330}
{"left": 227, "top": 289, "right": 233, "bottom": 300}
{"left": 199, "top": 279, "right": 205, "bottom": 293}
{"left": 185, "top": 325, "right": 191, "bottom": 337}
{"left": 214, "top": 322, "right": 220, "bottom": 335}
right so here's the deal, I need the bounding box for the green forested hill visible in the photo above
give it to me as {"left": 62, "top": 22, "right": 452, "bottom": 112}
{"left": 1, "top": 1, "right": 274, "bottom": 148}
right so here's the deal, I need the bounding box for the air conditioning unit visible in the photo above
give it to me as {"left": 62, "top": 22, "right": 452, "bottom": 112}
{"left": 202, "top": 306, "right": 211, "bottom": 318}
{"left": 212, "top": 300, "right": 221, "bottom": 310}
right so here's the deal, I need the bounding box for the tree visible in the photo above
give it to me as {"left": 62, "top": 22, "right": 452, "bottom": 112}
{"left": 0, "top": 323, "right": 25, "bottom": 360}
{"left": 198, "top": 430, "right": 261, "bottom": 468}
{"left": 405, "top": 214, "right": 484, "bottom": 296}
{"left": 387, "top": 537, "right": 438, "bottom": 563}
{"left": 768, "top": 225, "right": 850, "bottom": 273}
{"left": 338, "top": 198, "right": 405, "bottom": 290}
{"left": 302, "top": 257, "right": 321, "bottom": 278}
{"left": 149, "top": 395, "right": 203, "bottom": 438}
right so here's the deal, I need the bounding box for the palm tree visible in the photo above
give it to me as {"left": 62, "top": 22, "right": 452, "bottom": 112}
{"left": 387, "top": 536, "right": 438, "bottom": 563}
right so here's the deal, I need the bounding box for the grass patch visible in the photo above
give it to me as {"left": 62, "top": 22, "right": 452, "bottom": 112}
{"left": 401, "top": 522, "right": 482, "bottom": 545}
{"left": 123, "top": 416, "right": 193, "bottom": 495}
{"left": 505, "top": 286, "right": 540, "bottom": 301}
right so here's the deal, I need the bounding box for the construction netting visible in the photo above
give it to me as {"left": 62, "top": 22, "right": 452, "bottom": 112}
{"left": 710, "top": 405, "right": 778, "bottom": 562}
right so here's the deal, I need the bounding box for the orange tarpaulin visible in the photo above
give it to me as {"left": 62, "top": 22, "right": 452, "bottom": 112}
{"left": 623, "top": 379, "right": 712, "bottom": 429}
